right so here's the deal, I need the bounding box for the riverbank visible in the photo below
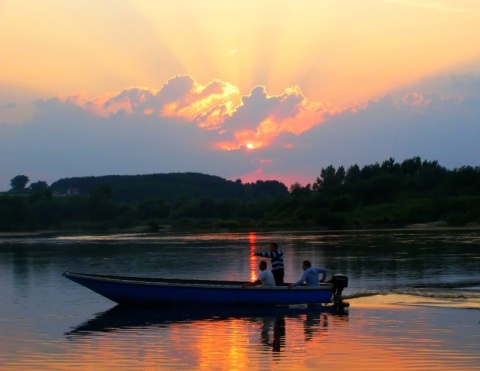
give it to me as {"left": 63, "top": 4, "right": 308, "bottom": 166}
{"left": 2, "top": 223, "right": 480, "bottom": 239}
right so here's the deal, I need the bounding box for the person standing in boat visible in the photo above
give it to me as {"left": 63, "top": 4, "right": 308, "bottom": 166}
{"left": 242, "top": 260, "right": 276, "bottom": 287}
{"left": 288, "top": 260, "right": 327, "bottom": 288}
{"left": 254, "top": 242, "right": 285, "bottom": 286}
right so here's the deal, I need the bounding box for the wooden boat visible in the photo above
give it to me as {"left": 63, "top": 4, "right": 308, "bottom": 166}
{"left": 63, "top": 271, "right": 338, "bottom": 306}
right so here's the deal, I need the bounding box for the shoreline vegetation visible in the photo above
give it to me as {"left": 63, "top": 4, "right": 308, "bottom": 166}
{"left": 2, "top": 157, "right": 480, "bottom": 233}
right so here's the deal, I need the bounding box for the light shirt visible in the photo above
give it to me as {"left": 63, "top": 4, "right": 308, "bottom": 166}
{"left": 291, "top": 267, "right": 327, "bottom": 287}
{"left": 258, "top": 269, "right": 276, "bottom": 286}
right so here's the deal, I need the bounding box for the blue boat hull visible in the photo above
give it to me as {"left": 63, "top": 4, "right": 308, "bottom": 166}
{"left": 63, "top": 272, "right": 334, "bottom": 306}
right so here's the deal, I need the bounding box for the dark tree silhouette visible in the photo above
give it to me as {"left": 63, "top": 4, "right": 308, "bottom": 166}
{"left": 10, "top": 175, "right": 29, "bottom": 192}
{"left": 30, "top": 181, "right": 48, "bottom": 193}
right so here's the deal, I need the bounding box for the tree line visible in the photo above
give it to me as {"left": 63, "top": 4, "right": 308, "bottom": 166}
{"left": 2, "top": 157, "right": 480, "bottom": 232}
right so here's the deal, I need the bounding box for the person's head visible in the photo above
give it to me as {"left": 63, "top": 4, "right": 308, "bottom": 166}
{"left": 259, "top": 260, "right": 267, "bottom": 271}
{"left": 269, "top": 242, "right": 278, "bottom": 251}
{"left": 302, "top": 260, "right": 312, "bottom": 271}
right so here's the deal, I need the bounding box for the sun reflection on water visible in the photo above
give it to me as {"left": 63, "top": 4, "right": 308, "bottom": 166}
{"left": 249, "top": 232, "right": 258, "bottom": 281}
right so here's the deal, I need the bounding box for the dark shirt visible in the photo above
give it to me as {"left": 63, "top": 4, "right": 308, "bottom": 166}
{"left": 255, "top": 250, "right": 284, "bottom": 271}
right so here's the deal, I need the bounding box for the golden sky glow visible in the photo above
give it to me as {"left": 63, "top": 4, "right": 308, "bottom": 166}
{"left": 2, "top": 0, "right": 480, "bottom": 106}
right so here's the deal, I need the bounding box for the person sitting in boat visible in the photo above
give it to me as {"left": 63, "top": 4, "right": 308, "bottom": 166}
{"left": 288, "top": 260, "right": 327, "bottom": 288}
{"left": 254, "top": 242, "right": 285, "bottom": 285}
{"left": 242, "top": 261, "right": 276, "bottom": 288}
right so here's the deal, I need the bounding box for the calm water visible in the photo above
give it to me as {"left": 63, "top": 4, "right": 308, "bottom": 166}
{"left": 1, "top": 230, "right": 479, "bottom": 370}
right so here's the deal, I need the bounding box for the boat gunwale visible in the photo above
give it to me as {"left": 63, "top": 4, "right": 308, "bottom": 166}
{"left": 63, "top": 271, "right": 334, "bottom": 290}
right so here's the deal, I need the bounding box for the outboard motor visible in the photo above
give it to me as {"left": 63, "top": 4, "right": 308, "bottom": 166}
{"left": 330, "top": 274, "right": 348, "bottom": 299}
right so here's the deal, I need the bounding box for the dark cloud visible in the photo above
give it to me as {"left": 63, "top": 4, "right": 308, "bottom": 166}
{"left": 0, "top": 95, "right": 252, "bottom": 188}
{"left": 223, "top": 86, "right": 273, "bottom": 132}
{"left": 1, "top": 102, "right": 17, "bottom": 109}
{"left": 287, "top": 91, "right": 480, "bottom": 174}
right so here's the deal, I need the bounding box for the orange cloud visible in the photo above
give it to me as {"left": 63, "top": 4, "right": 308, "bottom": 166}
{"left": 215, "top": 85, "right": 333, "bottom": 151}
{"left": 64, "top": 76, "right": 239, "bottom": 122}
{"left": 160, "top": 78, "right": 240, "bottom": 124}
{"left": 402, "top": 92, "right": 432, "bottom": 107}
{"left": 62, "top": 76, "right": 335, "bottom": 152}
{"left": 64, "top": 88, "right": 157, "bottom": 117}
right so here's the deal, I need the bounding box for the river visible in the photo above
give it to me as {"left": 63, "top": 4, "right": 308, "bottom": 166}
{"left": 1, "top": 229, "right": 479, "bottom": 370}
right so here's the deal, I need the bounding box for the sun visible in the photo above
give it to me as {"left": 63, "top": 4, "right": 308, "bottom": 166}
{"left": 246, "top": 143, "right": 254, "bottom": 149}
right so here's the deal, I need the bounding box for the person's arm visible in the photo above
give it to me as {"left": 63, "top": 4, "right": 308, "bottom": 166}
{"left": 318, "top": 268, "right": 327, "bottom": 282}
{"left": 289, "top": 271, "right": 308, "bottom": 288}
{"left": 242, "top": 279, "right": 261, "bottom": 288}
{"left": 255, "top": 251, "right": 271, "bottom": 258}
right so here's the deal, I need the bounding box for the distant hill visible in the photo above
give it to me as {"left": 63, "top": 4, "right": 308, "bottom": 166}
{"left": 49, "top": 172, "right": 289, "bottom": 202}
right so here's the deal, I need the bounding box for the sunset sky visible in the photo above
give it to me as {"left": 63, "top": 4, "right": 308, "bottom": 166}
{"left": 1, "top": 0, "right": 480, "bottom": 190}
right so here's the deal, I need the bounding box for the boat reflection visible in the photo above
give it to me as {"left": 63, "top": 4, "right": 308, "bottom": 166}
{"left": 260, "top": 315, "right": 285, "bottom": 352}
{"left": 66, "top": 301, "right": 349, "bottom": 345}
{"left": 303, "top": 310, "right": 330, "bottom": 342}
